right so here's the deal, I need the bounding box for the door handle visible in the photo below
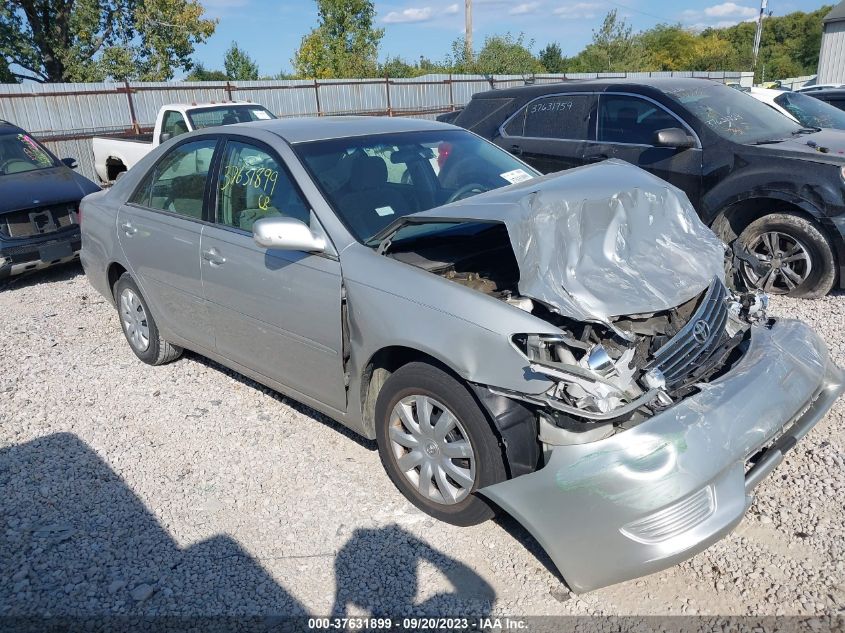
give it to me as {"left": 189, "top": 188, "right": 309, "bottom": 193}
{"left": 201, "top": 248, "right": 226, "bottom": 266}
{"left": 584, "top": 153, "right": 609, "bottom": 164}
{"left": 120, "top": 222, "right": 137, "bottom": 236}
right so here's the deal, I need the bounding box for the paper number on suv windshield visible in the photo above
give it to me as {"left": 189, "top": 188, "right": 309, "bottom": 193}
{"left": 220, "top": 164, "right": 279, "bottom": 197}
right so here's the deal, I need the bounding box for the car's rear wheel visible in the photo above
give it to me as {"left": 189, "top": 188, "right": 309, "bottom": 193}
{"left": 738, "top": 212, "right": 836, "bottom": 298}
{"left": 375, "top": 362, "right": 506, "bottom": 526}
{"left": 113, "top": 273, "right": 182, "bottom": 365}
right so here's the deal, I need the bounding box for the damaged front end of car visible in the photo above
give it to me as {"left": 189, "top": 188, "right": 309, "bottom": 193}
{"left": 374, "top": 160, "right": 844, "bottom": 592}
{"left": 502, "top": 279, "right": 770, "bottom": 436}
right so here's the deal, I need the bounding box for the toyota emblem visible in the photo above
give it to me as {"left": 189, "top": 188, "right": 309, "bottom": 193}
{"left": 692, "top": 320, "right": 711, "bottom": 345}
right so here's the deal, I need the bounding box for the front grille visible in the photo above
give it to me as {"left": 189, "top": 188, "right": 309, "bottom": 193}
{"left": 4, "top": 238, "right": 80, "bottom": 263}
{"left": 620, "top": 486, "right": 715, "bottom": 543}
{"left": 646, "top": 278, "right": 729, "bottom": 390}
{"left": 1, "top": 203, "right": 77, "bottom": 238}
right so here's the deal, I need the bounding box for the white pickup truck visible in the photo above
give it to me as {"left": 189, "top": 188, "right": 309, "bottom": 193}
{"left": 92, "top": 101, "right": 275, "bottom": 183}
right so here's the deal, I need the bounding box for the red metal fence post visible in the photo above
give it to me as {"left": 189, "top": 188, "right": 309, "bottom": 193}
{"left": 448, "top": 74, "right": 455, "bottom": 111}
{"left": 385, "top": 75, "right": 392, "bottom": 116}
{"left": 314, "top": 80, "right": 322, "bottom": 116}
{"left": 123, "top": 79, "right": 140, "bottom": 134}
{"left": 225, "top": 81, "right": 234, "bottom": 101}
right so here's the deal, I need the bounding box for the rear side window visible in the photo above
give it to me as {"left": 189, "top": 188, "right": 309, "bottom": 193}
{"left": 129, "top": 139, "right": 217, "bottom": 220}
{"left": 505, "top": 94, "right": 596, "bottom": 140}
{"left": 598, "top": 94, "right": 680, "bottom": 145}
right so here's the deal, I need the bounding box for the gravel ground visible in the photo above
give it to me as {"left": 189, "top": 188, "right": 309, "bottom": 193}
{"left": 1, "top": 262, "right": 843, "bottom": 618}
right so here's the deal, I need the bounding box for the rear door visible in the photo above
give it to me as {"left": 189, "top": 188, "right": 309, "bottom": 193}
{"left": 496, "top": 93, "right": 597, "bottom": 174}
{"left": 117, "top": 137, "right": 218, "bottom": 350}
{"left": 200, "top": 137, "right": 347, "bottom": 412}
{"left": 590, "top": 93, "right": 703, "bottom": 206}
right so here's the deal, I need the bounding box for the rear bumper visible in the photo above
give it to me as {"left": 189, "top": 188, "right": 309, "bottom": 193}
{"left": 0, "top": 228, "right": 81, "bottom": 279}
{"left": 480, "top": 319, "right": 844, "bottom": 593}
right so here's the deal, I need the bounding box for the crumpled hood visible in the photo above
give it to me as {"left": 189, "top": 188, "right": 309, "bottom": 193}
{"left": 0, "top": 167, "right": 98, "bottom": 214}
{"left": 391, "top": 159, "right": 726, "bottom": 324}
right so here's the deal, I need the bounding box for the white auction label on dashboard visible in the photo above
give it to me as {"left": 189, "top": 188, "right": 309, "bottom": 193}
{"left": 500, "top": 168, "right": 534, "bottom": 184}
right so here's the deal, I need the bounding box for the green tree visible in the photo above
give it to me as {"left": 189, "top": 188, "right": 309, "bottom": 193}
{"left": 186, "top": 62, "right": 227, "bottom": 81}
{"left": 0, "top": 0, "right": 216, "bottom": 82}
{"left": 538, "top": 43, "right": 566, "bottom": 73}
{"left": 379, "top": 55, "right": 415, "bottom": 78}
{"left": 475, "top": 33, "right": 544, "bottom": 75}
{"left": 224, "top": 41, "right": 259, "bottom": 81}
{"left": 293, "top": 0, "right": 383, "bottom": 78}
{"left": 570, "top": 10, "right": 646, "bottom": 72}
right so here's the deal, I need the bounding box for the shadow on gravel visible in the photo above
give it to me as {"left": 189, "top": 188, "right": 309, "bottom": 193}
{"left": 0, "top": 433, "right": 494, "bottom": 623}
{"left": 0, "top": 260, "right": 84, "bottom": 292}
{"left": 183, "top": 351, "right": 377, "bottom": 451}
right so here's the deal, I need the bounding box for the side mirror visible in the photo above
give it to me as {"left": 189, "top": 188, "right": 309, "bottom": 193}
{"left": 61, "top": 157, "right": 78, "bottom": 169}
{"left": 159, "top": 132, "right": 172, "bottom": 143}
{"left": 253, "top": 216, "right": 326, "bottom": 253}
{"left": 653, "top": 128, "right": 695, "bottom": 149}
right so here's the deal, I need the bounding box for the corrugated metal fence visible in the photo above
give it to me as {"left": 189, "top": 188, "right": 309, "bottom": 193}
{"left": 0, "top": 70, "right": 754, "bottom": 183}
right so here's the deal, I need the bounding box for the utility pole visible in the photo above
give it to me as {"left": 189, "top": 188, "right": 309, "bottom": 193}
{"left": 752, "top": 0, "right": 768, "bottom": 71}
{"left": 465, "top": 0, "right": 473, "bottom": 62}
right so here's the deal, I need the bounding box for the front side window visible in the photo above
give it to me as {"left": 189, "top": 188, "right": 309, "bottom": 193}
{"left": 129, "top": 139, "right": 216, "bottom": 219}
{"left": 161, "top": 111, "right": 189, "bottom": 143}
{"left": 188, "top": 106, "right": 275, "bottom": 129}
{"left": 506, "top": 94, "right": 596, "bottom": 140}
{"left": 295, "top": 129, "right": 538, "bottom": 243}
{"left": 773, "top": 91, "right": 845, "bottom": 129}
{"left": 0, "top": 133, "right": 56, "bottom": 175}
{"left": 664, "top": 82, "right": 801, "bottom": 143}
{"left": 598, "top": 95, "right": 682, "bottom": 145}
{"left": 216, "top": 140, "right": 310, "bottom": 231}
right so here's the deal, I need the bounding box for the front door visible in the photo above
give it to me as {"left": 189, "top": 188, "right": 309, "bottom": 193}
{"left": 590, "top": 93, "right": 703, "bottom": 207}
{"left": 200, "top": 138, "right": 347, "bottom": 412}
{"left": 117, "top": 137, "right": 218, "bottom": 350}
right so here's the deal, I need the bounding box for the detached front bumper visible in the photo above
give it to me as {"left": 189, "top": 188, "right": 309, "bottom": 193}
{"left": 480, "top": 319, "right": 844, "bottom": 593}
{"left": 0, "top": 228, "right": 81, "bottom": 279}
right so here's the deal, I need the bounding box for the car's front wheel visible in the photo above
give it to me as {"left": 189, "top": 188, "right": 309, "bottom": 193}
{"left": 375, "top": 362, "right": 507, "bottom": 526}
{"left": 113, "top": 273, "right": 182, "bottom": 365}
{"left": 738, "top": 212, "right": 836, "bottom": 298}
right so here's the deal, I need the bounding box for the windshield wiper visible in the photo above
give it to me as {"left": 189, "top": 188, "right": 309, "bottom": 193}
{"left": 751, "top": 138, "right": 786, "bottom": 145}
{"left": 792, "top": 127, "right": 821, "bottom": 135}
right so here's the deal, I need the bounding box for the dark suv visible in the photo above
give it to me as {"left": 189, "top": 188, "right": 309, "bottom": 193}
{"left": 452, "top": 78, "right": 845, "bottom": 298}
{"left": 0, "top": 121, "right": 100, "bottom": 281}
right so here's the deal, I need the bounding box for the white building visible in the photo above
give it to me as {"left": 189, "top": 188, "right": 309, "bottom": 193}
{"left": 818, "top": 1, "right": 845, "bottom": 84}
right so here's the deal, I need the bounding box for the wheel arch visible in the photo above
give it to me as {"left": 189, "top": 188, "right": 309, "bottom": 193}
{"left": 360, "top": 345, "right": 540, "bottom": 480}
{"left": 107, "top": 261, "right": 128, "bottom": 300}
{"left": 708, "top": 195, "right": 828, "bottom": 244}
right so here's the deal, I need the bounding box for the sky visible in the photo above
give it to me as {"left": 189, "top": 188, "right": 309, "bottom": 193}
{"left": 194, "top": 0, "right": 829, "bottom": 76}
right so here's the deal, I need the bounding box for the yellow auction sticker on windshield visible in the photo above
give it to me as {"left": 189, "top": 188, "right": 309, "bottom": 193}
{"left": 500, "top": 169, "right": 533, "bottom": 184}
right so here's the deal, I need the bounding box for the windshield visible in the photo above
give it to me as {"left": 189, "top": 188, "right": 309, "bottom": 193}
{"left": 664, "top": 82, "right": 802, "bottom": 143}
{"left": 294, "top": 129, "right": 538, "bottom": 243}
{"left": 0, "top": 133, "right": 57, "bottom": 175}
{"left": 187, "top": 105, "right": 275, "bottom": 129}
{"left": 773, "top": 91, "right": 845, "bottom": 130}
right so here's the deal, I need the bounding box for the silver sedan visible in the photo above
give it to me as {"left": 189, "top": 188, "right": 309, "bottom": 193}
{"left": 79, "top": 116, "right": 844, "bottom": 592}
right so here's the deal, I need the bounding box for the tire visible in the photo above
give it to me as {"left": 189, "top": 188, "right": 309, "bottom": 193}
{"left": 375, "top": 362, "right": 507, "bottom": 526}
{"left": 113, "top": 273, "right": 182, "bottom": 365}
{"left": 738, "top": 212, "right": 836, "bottom": 299}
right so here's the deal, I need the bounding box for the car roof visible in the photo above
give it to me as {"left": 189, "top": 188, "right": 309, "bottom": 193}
{"left": 469, "top": 77, "right": 727, "bottom": 100}
{"left": 809, "top": 89, "right": 845, "bottom": 97}
{"left": 0, "top": 120, "right": 24, "bottom": 134}
{"left": 225, "top": 115, "right": 457, "bottom": 144}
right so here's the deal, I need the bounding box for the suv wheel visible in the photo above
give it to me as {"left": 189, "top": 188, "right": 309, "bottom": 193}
{"left": 738, "top": 212, "right": 836, "bottom": 298}
{"left": 375, "top": 362, "right": 507, "bottom": 526}
{"left": 114, "top": 273, "right": 182, "bottom": 365}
